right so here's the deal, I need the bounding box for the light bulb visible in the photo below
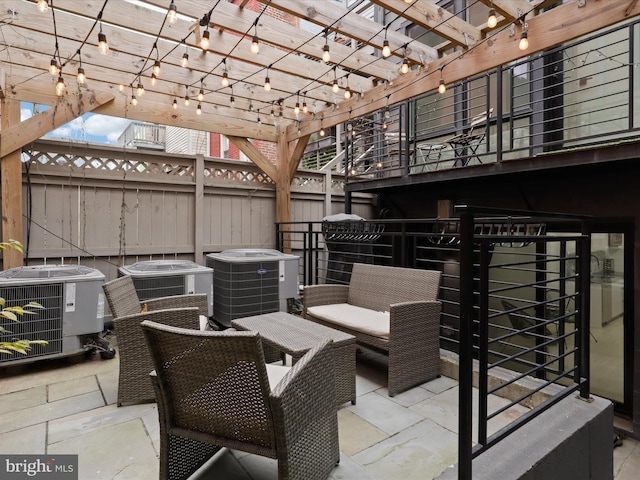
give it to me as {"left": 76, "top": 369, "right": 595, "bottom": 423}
{"left": 153, "top": 60, "right": 161, "bottom": 76}
{"left": 332, "top": 80, "right": 339, "bottom": 94}
{"left": 118, "top": 84, "right": 124, "bottom": 92}
{"left": 196, "top": 103, "right": 202, "bottom": 115}
{"left": 172, "top": 98, "right": 177, "bottom": 109}
{"left": 130, "top": 95, "right": 137, "bottom": 106}
{"left": 49, "top": 58, "right": 59, "bottom": 76}
{"left": 230, "top": 96, "right": 235, "bottom": 108}
{"left": 77, "top": 67, "right": 86, "bottom": 84}
{"left": 438, "top": 78, "right": 446, "bottom": 94}
{"left": 487, "top": 9, "right": 497, "bottom": 29}
{"left": 319, "top": 127, "right": 325, "bottom": 137}
{"left": 198, "top": 88, "right": 204, "bottom": 101}
{"left": 344, "top": 88, "right": 351, "bottom": 99}
{"left": 519, "top": 31, "right": 529, "bottom": 50}
{"left": 264, "top": 76, "right": 271, "bottom": 91}
{"left": 137, "top": 83, "right": 144, "bottom": 96}
{"left": 181, "top": 52, "right": 189, "bottom": 68}
{"left": 302, "top": 102, "right": 308, "bottom": 113}
{"left": 322, "top": 44, "right": 330, "bottom": 63}
{"left": 401, "top": 58, "right": 410, "bottom": 74}
{"left": 37, "top": 0, "right": 49, "bottom": 13}
{"left": 55, "top": 76, "right": 65, "bottom": 96}
{"left": 151, "top": 73, "right": 157, "bottom": 86}
{"left": 167, "top": 1, "right": 177, "bottom": 24}
{"left": 201, "top": 30, "right": 210, "bottom": 51}
{"left": 221, "top": 72, "right": 229, "bottom": 87}
{"left": 294, "top": 102, "right": 300, "bottom": 114}
{"left": 98, "top": 32, "right": 109, "bottom": 55}
{"left": 251, "top": 35, "right": 260, "bottom": 54}
{"left": 382, "top": 121, "right": 388, "bottom": 130}
{"left": 382, "top": 39, "right": 391, "bottom": 58}
{"left": 184, "top": 95, "right": 190, "bottom": 106}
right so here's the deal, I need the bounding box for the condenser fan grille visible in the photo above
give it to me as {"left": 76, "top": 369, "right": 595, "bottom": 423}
{"left": 131, "top": 275, "right": 185, "bottom": 301}
{"left": 0, "top": 283, "right": 63, "bottom": 363}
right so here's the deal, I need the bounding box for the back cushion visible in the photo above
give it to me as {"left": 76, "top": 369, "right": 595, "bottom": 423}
{"left": 347, "top": 264, "right": 441, "bottom": 312}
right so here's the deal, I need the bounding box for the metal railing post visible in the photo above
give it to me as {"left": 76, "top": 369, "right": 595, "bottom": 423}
{"left": 458, "top": 207, "right": 474, "bottom": 480}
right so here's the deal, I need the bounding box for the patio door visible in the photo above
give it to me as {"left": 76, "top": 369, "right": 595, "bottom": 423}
{"left": 589, "top": 229, "right": 633, "bottom": 415}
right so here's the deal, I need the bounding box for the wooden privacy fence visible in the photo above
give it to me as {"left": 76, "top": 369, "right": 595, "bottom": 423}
{"left": 10, "top": 139, "right": 374, "bottom": 279}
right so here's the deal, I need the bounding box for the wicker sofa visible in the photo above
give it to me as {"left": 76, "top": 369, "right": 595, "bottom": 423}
{"left": 303, "top": 263, "right": 441, "bottom": 396}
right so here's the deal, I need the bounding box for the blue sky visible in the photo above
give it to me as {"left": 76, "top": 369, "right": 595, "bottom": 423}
{"left": 21, "top": 102, "right": 132, "bottom": 145}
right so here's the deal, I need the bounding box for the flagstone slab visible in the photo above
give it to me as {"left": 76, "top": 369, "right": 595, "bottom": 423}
{"left": 347, "top": 392, "right": 424, "bottom": 435}
{"left": 48, "top": 375, "right": 99, "bottom": 402}
{"left": 0, "top": 423, "right": 46, "bottom": 454}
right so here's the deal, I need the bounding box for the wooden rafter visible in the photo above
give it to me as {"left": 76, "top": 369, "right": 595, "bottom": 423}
{"left": 259, "top": 0, "right": 438, "bottom": 64}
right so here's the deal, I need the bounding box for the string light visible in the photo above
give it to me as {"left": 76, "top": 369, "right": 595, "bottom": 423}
{"left": 438, "top": 66, "right": 446, "bottom": 94}
{"left": 270, "top": 102, "right": 275, "bottom": 118}
{"left": 55, "top": 75, "right": 65, "bottom": 96}
{"left": 151, "top": 73, "right": 157, "bottom": 85}
{"left": 167, "top": 1, "right": 178, "bottom": 24}
{"left": 98, "top": 22, "right": 109, "bottom": 55}
{"left": 332, "top": 67, "right": 339, "bottom": 94}
{"left": 519, "top": 29, "right": 529, "bottom": 50}
{"left": 322, "top": 28, "right": 330, "bottom": 63}
{"left": 37, "top": 0, "right": 49, "bottom": 13}
{"left": 172, "top": 98, "right": 178, "bottom": 109}
{"left": 487, "top": 3, "right": 497, "bottom": 29}
{"left": 198, "top": 81, "right": 204, "bottom": 101}
{"left": 264, "top": 66, "right": 271, "bottom": 91}
{"left": 230, "top": 85, "right": 235, "bottom": 108}
{"left": 153, "top": 60, "right": 161, "bottom": 77}
{"left": 344, "top": 74, "right": 351, "bottom": 99}
{"left": 401, "top": 56, "right": 410, "bottom": 74}
{"left": 196, "top": 102, "right": 202, "bottom": 115}
{"left": 136, "top": 81, "right": 145, "bottom": 96}
{"left": 294, "top": 91, "right": 300, "bottom": 114}
{"left": 302, "top": 92, "right": 308, "bottom": 113}
{"left": 201, "top": 29, "right": 210, "bottom": 51}
{"left": 49, "top": 57, "right": 59, "bottom": 76}
{"left": 221, "top": 59, "right": 229, "bottom": 87}
{"left": 382, "top": 28, "right": 391, "bottom": 58}
{"left": 184, "top": 85, "right": 190, "bottom": 106}
{"left": 130, "top": 94, "right": 138, "bottom": 106}
{"left": 251, "top": 23, "right": 260, "bottom": 54}
{"left": 181, "top": 43, "right": 189, "bottom": 68}
{"left": 118, "top": 84, "right": 124, "bottom": 92}
{"left": 76, "top": 50, "right": 86, "bottom": 84}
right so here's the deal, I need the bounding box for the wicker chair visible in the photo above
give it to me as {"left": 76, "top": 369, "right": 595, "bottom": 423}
{"left": 141, "top": 320, "right": 340, "bottom": 480}
{"left": 102, "top": 275, "right": 209, "bottom": 322}
{"left": 109, "top": 307, "right": 202, "bottom": 406}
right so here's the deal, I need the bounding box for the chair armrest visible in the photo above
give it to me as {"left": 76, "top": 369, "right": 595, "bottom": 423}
{"left": 303, "top": 285, "right": 349, "bottom": 310}
{"left": 145, "top": 294, "right": 209, "bottom": 317}
{"left": 269, "top": 340, "right": 339, "bottom": 472}
{"left": 389, "top": 300, "right": 441, "bottom": 337}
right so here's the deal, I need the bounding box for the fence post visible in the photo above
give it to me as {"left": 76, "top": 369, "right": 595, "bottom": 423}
{"left": 578, "top": 219, "right": 592, "bottom": 399}
{"left": 194, "top": 154, "right": 205, "bottom": 264}
{"left": 458, "top": 207, "right": 474, "bottom": 480}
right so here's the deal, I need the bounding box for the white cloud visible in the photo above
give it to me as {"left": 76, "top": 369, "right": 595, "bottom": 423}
{"left": 21, "top": 108, "right": 33, "bottom": 121}
{"left": 83, "top": 115, "right": 132, "bottom": 143}
{"left": 44, "top": 114, "right": 132, "bottom": 144}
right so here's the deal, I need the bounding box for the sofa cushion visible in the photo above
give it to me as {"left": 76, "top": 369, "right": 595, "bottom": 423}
{"left": 306, "top": 303, "right": 390, "bottom": 340}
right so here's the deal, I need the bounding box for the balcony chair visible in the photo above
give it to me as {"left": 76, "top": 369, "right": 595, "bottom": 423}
{"left": 446, "top": 107, "right": 494, "bottom": 166}
{"left": 141, "top": 319, "right": 340, "bottom": 480}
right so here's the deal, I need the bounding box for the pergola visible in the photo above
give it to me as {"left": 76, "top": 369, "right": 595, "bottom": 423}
{"left": 0, "top": 0, "right": 637, "bottom": 268}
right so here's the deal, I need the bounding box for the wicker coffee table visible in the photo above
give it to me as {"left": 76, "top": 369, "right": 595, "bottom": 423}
{"left": 232, "top": 312, "right": 356, "bottom": 405}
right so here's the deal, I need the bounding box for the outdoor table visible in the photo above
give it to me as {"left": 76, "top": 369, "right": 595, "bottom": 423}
{"left": 232, "top": 312, "right": 357, "bottom": 405}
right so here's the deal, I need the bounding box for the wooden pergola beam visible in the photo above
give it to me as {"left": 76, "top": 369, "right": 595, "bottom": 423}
{"left": 0, "top": 91, "right": 114, "bottom": 157}
{"left": 1, "top": 99, "right": 23, "bottom": 269}
{"left": 227, "top": 135, "right": 277, "bottom": 181}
